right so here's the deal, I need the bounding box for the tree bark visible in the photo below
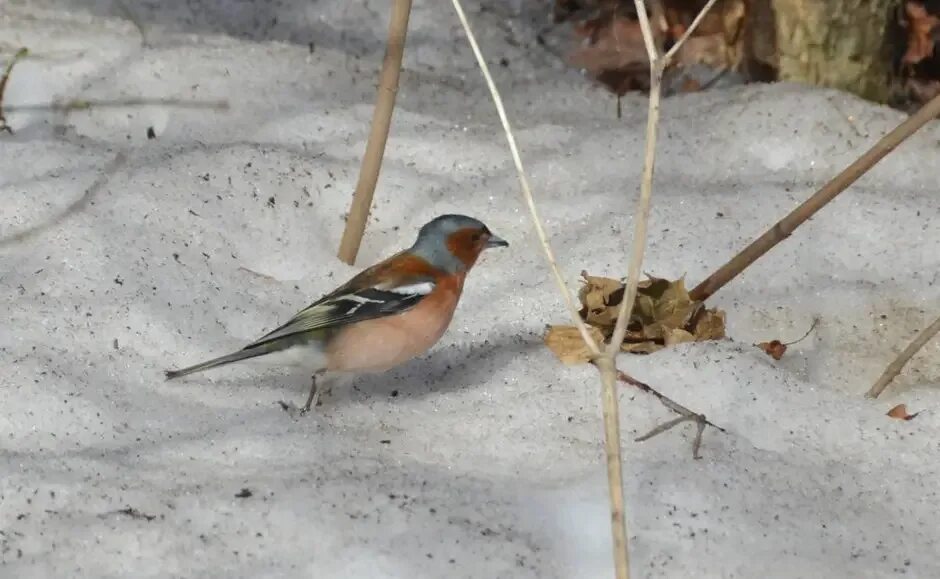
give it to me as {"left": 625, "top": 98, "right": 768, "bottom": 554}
{"left": 771, "top": 0, "right": 896, "bottom": 102}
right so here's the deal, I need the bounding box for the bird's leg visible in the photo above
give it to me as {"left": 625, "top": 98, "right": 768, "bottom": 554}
{"left": 301, "top": 370, "right": 327, "bottom": 414}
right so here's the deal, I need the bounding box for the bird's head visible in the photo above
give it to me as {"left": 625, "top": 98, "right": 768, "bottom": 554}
{"left": 410, "top": 214, "right": 508, "bottom": 274}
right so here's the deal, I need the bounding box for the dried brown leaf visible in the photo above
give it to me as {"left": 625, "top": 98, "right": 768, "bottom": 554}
{"left": 665, "top": 0, "right": 746, "bottom": 70}
{"left": 664, "top": 328, "right": 696, "bottom": 346}
{"left": 903, "top": 1, "right": 940, "bottom": 66}
{"left": 578, "top": 272, "right": 623, "bottom": 329}
{"left": 569, "top": 271, "right": 727, "bottom": 355}
{"left": 621, "top": 340, "right": 663, "bottom": 354}
{"left": 568, "top": 15, "right": 648, "bottom": 77}
{"left": 691, "top": 308, "right": 726, "bottom": 341}
{"left": 651, "top": 276, "right": 695, "bottom": 328}
{"left": 545, "top": 325, "right": 605, "bottom": 365}
{"left": 757, "top": 340, "right": 787, "bottom": 360}
{"left": 887, "top": 403, "right": 920, "bottom": 421}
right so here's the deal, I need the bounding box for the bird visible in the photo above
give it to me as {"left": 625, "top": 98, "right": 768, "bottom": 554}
{"left": 164, "top": 214, "right": 508, "bottom": 413}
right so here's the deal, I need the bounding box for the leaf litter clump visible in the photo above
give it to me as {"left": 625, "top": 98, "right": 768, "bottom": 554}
{"left": 545, "top": 271, "right": 726, "bottom": 364}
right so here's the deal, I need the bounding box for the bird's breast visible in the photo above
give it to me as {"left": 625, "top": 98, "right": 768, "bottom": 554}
{"left": 325, "top": 275, "right": 464, "bottom": 373}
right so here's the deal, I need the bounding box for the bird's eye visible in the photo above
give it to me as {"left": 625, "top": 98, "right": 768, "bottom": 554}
{"left": 471, "top": 232, "right": 483, "bottom": 242}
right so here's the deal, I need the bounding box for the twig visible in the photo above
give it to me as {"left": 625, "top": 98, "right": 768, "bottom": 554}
{"left": 1, "top": 47, "right": 29, "bottom": 133}
{"left": 690, "top": 91, "right": 940, "bottom": 302}
{"left": 0, "top": 152, "right": 126, "bottom": 248}
{"left": 336, "top": 0, "right": 413, "bottom": 265}
{"left": 617, "top": 370, "right": 724, "bottom": 460}
{"left": 4, "top": 97, "right": 229, "bottom": 112}
{"left": 866, "top": 312, "right": 940, "bottom": 399}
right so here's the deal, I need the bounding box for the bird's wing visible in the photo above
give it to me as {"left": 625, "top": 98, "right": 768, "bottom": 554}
{"left": 244, "top": 256, "right": 438, "bottom": 349}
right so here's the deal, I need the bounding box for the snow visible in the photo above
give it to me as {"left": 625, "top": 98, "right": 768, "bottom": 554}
{"left": 2, "top": 0, "right": 939, "bottom": 577}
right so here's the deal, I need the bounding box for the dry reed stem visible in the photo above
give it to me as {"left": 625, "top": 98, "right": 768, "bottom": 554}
{"left": 337, "top": 0, "right": 413, "bottom": 265}
{"left": 690, "top": 90, "right": 940, "bottom": 302}
{"left": 866, "top": 313, "right": 940, "bottom": 398}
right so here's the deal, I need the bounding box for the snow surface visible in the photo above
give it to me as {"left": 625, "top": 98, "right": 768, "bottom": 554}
{"left": 2, "top": 1, "right": 940, "bottom": 577}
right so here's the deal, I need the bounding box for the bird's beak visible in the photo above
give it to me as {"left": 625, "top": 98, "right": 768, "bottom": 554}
{"left": 486, "top": 233, "right": 509, "bottom": 249}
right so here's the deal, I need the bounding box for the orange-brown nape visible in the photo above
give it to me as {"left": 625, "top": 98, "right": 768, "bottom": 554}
{"left": 446, "top": 227, "right": 491, "bottom": 269}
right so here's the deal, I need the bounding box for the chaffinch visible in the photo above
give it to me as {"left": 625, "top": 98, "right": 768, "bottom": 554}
{"left": 165, "top": 214, "right": 508, "bottom": 412}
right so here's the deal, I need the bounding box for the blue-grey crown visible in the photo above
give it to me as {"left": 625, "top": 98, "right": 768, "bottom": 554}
{"left": 409, "top": 214, "right": 490, "bottom": 274}
{"left": 417, "top": 214, "right": 488, "bottom": 241}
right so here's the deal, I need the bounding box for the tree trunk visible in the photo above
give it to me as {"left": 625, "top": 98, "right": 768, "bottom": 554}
{"left": 771, "top": 0, "right": 897, "bottom": 102}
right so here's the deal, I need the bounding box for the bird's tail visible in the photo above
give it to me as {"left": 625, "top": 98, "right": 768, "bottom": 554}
{"left": 164, "top": 348, "right": 267, "bottom": 380}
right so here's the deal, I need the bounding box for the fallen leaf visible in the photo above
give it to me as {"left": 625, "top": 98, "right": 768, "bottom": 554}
{"left": 651, "top": 276, "right": 695, "bottom": 328}
{"left": 664, "top": 0, "right": 746, "bottom": 70}
{"left": 902, "top": 1, "right": 940, "bottom": 66}
{"left": 548, "top": 271, "right": 727, "bottom": 360}
{"left": 757, "top": 339, "right": 787, "bottom": 360}
{"left": 545, "top": 325, "right": 604, "bottom": 365}
{"left": 691, "top": 307, "right": 726, "bottom": 341}
{"left": 621, "top": 340, "right": 663, "bottom": 354}
{"left": 887, "top": 403, "right": 920, "bottom": 421}
{"left": 568, "top": 13, "right": 649, "bottom": 95}
{"left": 578, "top": 271, "right": 623, "bottom": 329}
{"left": 664, "top": 328, "right": 695, "bottom": 346}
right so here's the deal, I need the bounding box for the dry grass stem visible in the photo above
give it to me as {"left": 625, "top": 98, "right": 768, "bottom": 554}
{"left": 783, "top": 316, "right": 820, "bottom": 346}
{"left": 337, "top": 0, "right": 413, "bottom": 265}
{"left": 449, "top": 0, "right": 599, "bottom": 355}
{"left": 866, "top": 313, "right": 940, "bottom": 399}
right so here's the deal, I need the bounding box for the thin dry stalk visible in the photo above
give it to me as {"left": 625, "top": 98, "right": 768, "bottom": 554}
{"left": 661, "top": 0, "right": 721, "bottom": 65}
{"left": 866, "top": 313, "right": 940, "bottom": 399}
{"left": 337, "top": 0, "right": 413, "bottom": 265}
{"left": 607, "top": 0, "right": 718, "bottom": 352}
{"left": 690, "top": 91, "right": 940, "bottom": 302}
{"left": 449, "top": 0, "right": 599, "bottom": 355}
